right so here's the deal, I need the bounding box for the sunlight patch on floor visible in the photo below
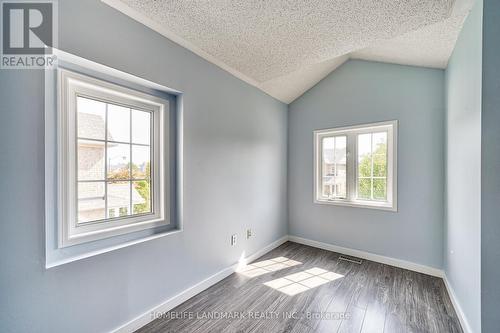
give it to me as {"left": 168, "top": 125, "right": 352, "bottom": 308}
{"left": 263, "top": 267, "right": 343, "bottom": 296}
{"left": 237, "top": 256, "right": 302, "bottom": 278}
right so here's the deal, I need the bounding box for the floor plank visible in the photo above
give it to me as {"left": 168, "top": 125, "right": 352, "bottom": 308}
{"left": 136, "top": 242, "right": 463, "bottom": 333}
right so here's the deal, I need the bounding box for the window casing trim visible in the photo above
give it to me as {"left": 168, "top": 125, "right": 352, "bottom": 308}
{"left": 313, "top": 120, "right": 398, "bottom": 211}
{"left": 58, "top": 68, "right": 170, "bottom": 247}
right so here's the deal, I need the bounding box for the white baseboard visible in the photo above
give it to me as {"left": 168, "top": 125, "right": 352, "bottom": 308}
{"left": 442, "top": 275, "right": 474, "bottom": 333}
{"left": 287, "top": 235, "right": 444, "bottom": 277}
{"left": 110, "top": 235, "right": 288, "bottom": 333}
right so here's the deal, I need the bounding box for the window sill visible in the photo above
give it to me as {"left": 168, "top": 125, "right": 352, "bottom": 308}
{"left": 314, "top": 198, "right": 397, "bottom": 212}
{"left": 46, "top": 227, "right": 182, "bottom": 269}
{"left": 62, "top": 215, "right": 168, "bottom": 248}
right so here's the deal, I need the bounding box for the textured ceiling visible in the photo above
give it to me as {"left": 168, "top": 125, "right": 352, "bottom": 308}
{"left": 103, "top": 0, "right": 474, "bottom": 103}
{"left": 351, "top": 6, "right": 470, "bottom": 69}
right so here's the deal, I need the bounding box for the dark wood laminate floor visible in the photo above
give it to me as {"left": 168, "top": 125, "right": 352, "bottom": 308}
{"left": 137, "top": 242, "right": 462, "bottom": 333}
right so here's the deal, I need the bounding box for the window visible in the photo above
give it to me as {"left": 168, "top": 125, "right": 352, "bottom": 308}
{"left": 57, "top": 69, "right": 169, "bottom": 247}
{"left": 314, "top": 121, "right": 397, "bottom": 211}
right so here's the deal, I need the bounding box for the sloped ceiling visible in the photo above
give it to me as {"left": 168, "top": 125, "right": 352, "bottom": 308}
{"left": 103, "top": 0, "right": 475, "bottom": 103}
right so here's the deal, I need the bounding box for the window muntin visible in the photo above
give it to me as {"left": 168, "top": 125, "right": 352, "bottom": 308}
{"left": 314, "top": 121, "right": 397, "bottom": 211}
{"left": 58, "top": 68, "right": 169, "bottom": 247}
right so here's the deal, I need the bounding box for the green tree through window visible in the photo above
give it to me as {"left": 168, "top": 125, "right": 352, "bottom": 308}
{"left": 358, "top": 141, "right": 387, "bottom": 200}
{"left": 133, "top": 162, "right": 151, "bottom": 214}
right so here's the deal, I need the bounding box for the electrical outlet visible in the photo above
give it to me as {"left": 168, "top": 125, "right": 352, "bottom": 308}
{"left": 231, "top": 234, "right": 237, "bottom": 246}
{"left": 246, "top": 229, "right": 252, "bottom": 239}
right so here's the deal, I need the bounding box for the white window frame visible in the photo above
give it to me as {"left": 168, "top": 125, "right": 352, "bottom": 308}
{"left": 314, "top": 120, "right": 398, "bottom": 211}
{"left": 57, "top": 68, "right": 169, "bottom": 247}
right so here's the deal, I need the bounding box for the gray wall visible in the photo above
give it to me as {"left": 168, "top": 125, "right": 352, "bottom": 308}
{"left": 288, "top": 60, "right": 445, "bottom": 268}
{"left": 444, "top": 1, "right": 483, "bottom": 332}
{"left": 0, "top": 0, "right": 288, "bottom": 332}
{"left": 481, "top": 0, "right": 500, "bottom": 331}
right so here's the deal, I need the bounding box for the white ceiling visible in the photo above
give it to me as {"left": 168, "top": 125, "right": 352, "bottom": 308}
{"left": 103, "top": 0, "right": 474, "bottom": 103}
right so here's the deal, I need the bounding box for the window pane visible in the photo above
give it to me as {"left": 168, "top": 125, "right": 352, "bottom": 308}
{"left": 322, "top": 137, "right": 334, "bottom": 176}
{"left": 77, "top": 97, "right": 106, "bottom": 140}
{"left": 78, "top": 181, "right": 105, "bottom": 223}
{"left": 335, "top": 136, "right": 347, "bottom": 158}
{"left": 334, "top": 176, "right": 346, "bottom": 198}
{"left": 357, "top": 133, "right": 372, "bottom": 178}
{"left": 373, "top": 178, "right": 387, "bottom": 200}
{"left": 133, "top": 180, "right": 152, "bottom": 214}
{"left": 132, "top": 145, "right": 151, "bottom": 179}
{"left": 322, "top": 137, "right": 334, "bottom": 197}
{"left": 132, "top": 110, "right": 151, "bottom": 145}
{"left": 78, "top": 139, "right": 105, "bottom": 181}
{"left": 107, "top": 181, "right": 131, "bottom": 218}
{"left": 357, "top": 133, "right": 372, "bottom": 157}
{"left": 322, "top": 184, "right": 332, "bottom": 197}
{"left": 357, "top": 132, "right": 388, "bottom": 201}
{"left": 321, "top": 136, "right": 346, "bottom": 199}
{"left": 108, "top": 104, "right": 130, "bottom": 142}
{"left": 358, "top": 178, "right": 371, "bottom": 200}
{"left": 373, "top": 153, "right": 387, "bottom": 177}
{"left": 372, "top": 132, "right": 387, "bottom": 151}
{"left": 334, "top": 136, "right": 347, "bottom": 198}
{"left": 107, "top": 143, "right": 130, "bottom": 180}
{"left": 372, "top": 132, "right": 387, "bottom": 177}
